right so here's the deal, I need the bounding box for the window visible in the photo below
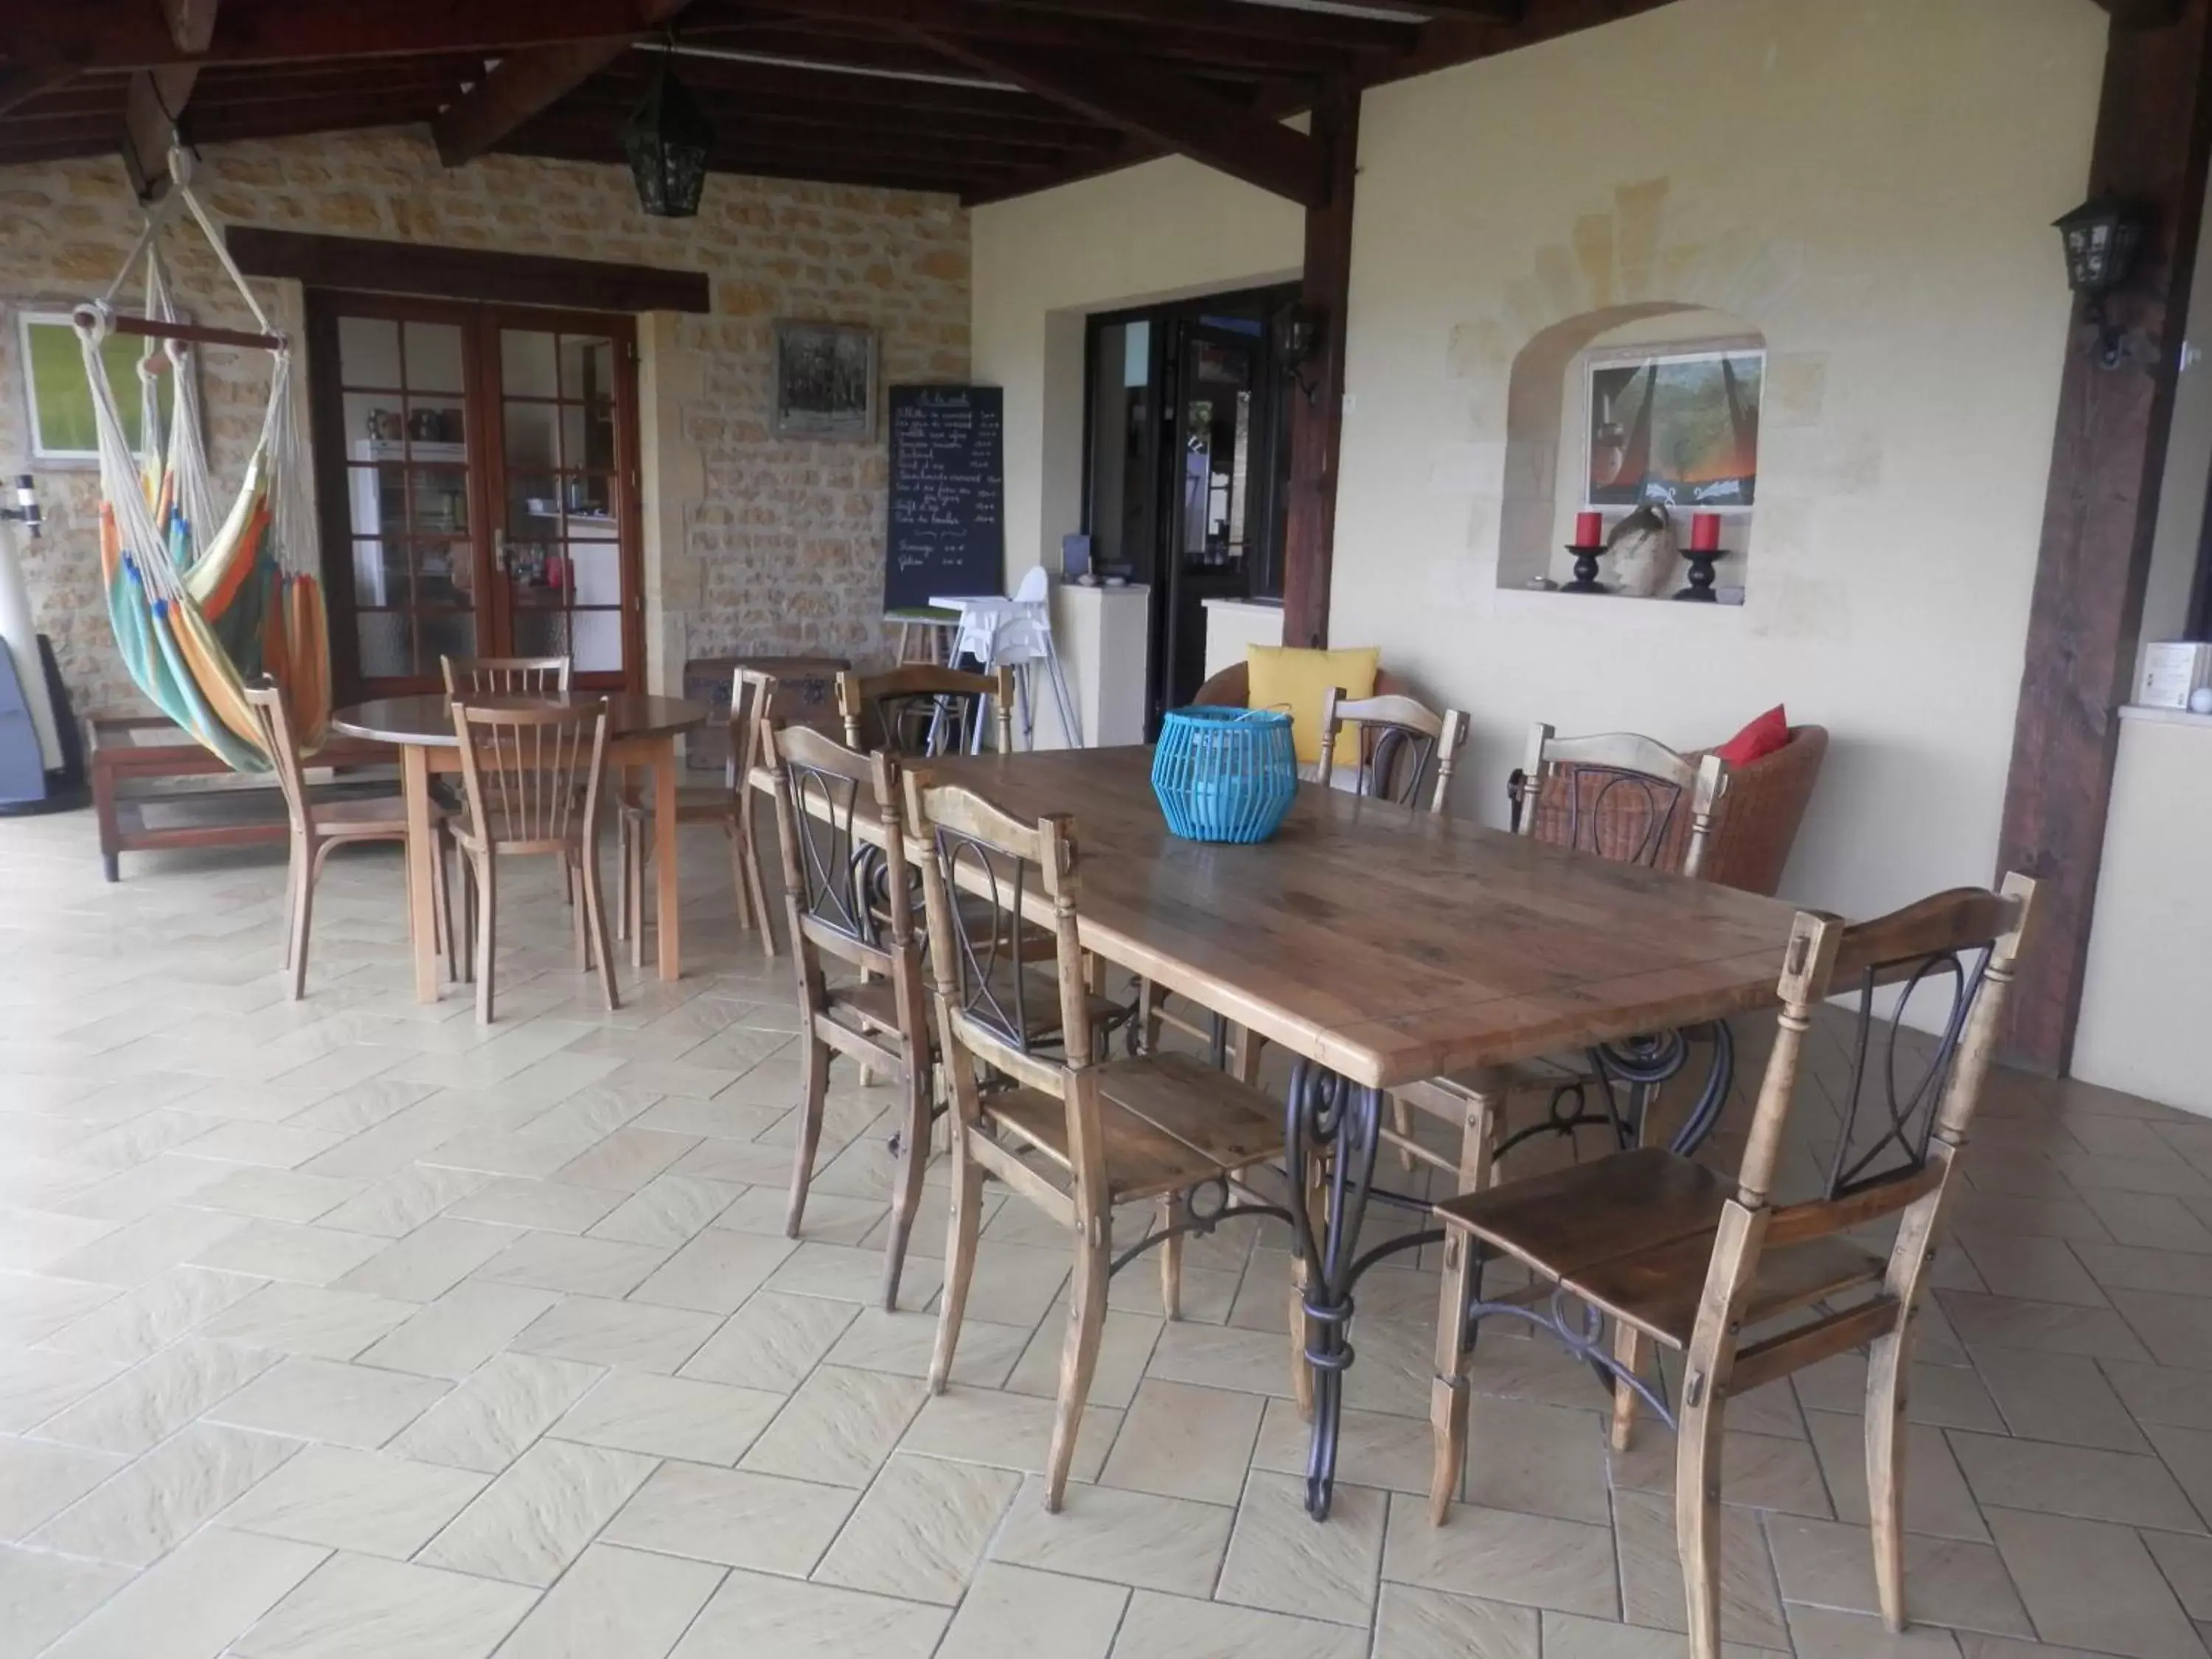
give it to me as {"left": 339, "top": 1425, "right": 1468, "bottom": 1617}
{"left": 18, "top": 310, "right": 178, "bottom": 463}
{"left": 1585, "top": 345, "right": 1764, "bottom": 512}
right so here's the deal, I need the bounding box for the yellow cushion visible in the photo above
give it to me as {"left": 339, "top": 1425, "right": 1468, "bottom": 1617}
{"left": 1245, "top": 644, "right": 1380, "bottom": 768}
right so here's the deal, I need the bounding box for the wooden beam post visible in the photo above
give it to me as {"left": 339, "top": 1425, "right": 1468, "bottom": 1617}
{"left": 1996, "top": 0, "right": 2212, "bottom": 1073}
{"left": 434, "top": 0, "right": 689, "bottom": 167}
{"left": 1280, "top": 83, "right": 1358, "bottom": 650}
{"left": 118, "top": 0, "right": 218, "bottom": 194}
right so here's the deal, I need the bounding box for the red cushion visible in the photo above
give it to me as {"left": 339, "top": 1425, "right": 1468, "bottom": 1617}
{"left": 1714, "top": 705, "right": 1791, "bottom": 768}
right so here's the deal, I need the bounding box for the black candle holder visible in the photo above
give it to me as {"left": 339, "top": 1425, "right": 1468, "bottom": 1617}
{"left": 1674, "top": 545, "right": 1726, "bottom": 601}
{"left": 1563, "top": 543, "right": 1609, "bottom": 594}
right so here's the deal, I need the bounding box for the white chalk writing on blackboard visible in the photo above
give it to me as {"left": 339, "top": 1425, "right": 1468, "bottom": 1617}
{"left": 885, "top": 386, "right": 1004, "bottom": 609}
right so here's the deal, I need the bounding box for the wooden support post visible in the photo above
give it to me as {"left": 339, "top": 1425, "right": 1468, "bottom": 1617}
{"left": 1996, "top": 0, "right": 2212, "bottom": 1073}
{"left": 1280, "top": 83, "right": 1359, "bottom": 650}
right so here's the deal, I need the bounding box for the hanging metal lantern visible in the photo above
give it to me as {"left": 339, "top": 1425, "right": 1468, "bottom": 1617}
{"left": 622, "top": 58, "right": 714, "bottom": 218}
{"left": 2053, "top": 198, "right": 2143, "bottom": 299}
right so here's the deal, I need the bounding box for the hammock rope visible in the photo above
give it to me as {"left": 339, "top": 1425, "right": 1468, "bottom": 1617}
{"left": 74, "top": 143, "right": 328, "bottom": 772}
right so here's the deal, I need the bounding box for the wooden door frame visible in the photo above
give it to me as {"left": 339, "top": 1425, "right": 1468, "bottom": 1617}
{"left": 304, "top": 289, "right": 647, "bottom": 702}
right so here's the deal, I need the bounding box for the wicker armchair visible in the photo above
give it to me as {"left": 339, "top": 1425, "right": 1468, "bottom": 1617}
{"left": 1515, "top": 723, "right": 1827, "bottom": 897}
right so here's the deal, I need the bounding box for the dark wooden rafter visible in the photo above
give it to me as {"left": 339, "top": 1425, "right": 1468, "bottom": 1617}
{"left": 1997, "top": 0, "right": 2212, "bottom": 1072}
{"left": 120, "top": 0, "right": 218, "bottom": 194}
{"left": 904, "top": 32, "right": 1329, "bottom": 205}
{"left": 0, "top": 64, "right": 75, "bottom": 118}
{"left": 431, "top": 0, "right": 690, "bottom": 166}
{"left": 227, "top": 224, "right": 710, "bottom": 311}
{"left": 2098, "top": 0, "right": 2188, "bottom": 27}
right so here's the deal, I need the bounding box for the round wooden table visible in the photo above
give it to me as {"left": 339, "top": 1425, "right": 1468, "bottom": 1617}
{"left": 330, "top": 693, "right": 709, "bottom": 1003}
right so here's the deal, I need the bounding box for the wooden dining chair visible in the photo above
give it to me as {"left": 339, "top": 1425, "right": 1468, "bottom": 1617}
{"left": 440, "top": 655, "right": 573, "bottom": 697}
{"left": 448, "top": 697, "right": 618, "bottom": 1023}
{"left": 1427, "top": 876, "right": 2036, "bottom": 1658}
{"left": 1389, "top": 725, "right": 1731, "bottom": 1181}
{"left": 244, "top": 678, "right": 457, "bottom": 1000}
{"left": 838, "top": 664, "right": 1013, "bottom": 758}
{"left": 1313, "top": 686, "right": 1469, "bottom": 809}
{"left": 906, "top": 771, "right": 1290, "bottom": 1512}
{"left": 759, "top": 717, "right": 942, "bottom": 1309}
{"left": 618, "top": 667, "right": 777, "bottom": 966}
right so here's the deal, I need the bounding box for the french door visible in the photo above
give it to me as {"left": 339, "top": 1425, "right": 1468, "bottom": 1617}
{"left": 306, "top": 292, "right": 644, "bottom": 699}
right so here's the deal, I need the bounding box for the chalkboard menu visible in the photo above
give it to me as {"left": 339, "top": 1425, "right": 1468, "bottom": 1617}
{"left": 886, "top": 384, "right": 1004, "bottom": 611}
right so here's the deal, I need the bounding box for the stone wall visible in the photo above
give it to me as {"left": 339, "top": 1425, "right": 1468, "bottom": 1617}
{"left": 0, "top": 128, "right": 970, "bottom": 715}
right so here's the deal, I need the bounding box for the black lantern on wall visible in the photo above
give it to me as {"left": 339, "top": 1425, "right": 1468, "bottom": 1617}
{"left": 622, "top": 57, "right": 714, "bottom": 219}
{"left": 1272, "top": 303, "right": 1324, "bottom": 403}
{"left": 2054, "top": 197, "right": 2146, "bottom": 368}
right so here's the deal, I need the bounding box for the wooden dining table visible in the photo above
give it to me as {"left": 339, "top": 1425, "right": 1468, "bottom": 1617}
{"left": 919, "top": 745, "right": 1804, "bottom": 1515}
{"left": 330, "top": 693, "right": 709, "bottom": 1003}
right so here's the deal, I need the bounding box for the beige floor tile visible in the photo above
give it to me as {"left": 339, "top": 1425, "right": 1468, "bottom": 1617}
{"left": 419, "top": 1435, "right": 655, "bottom": 1585}
{"left": 0, "top": 1543, "right": 134, "bottom": 1659}
{"left": 354, "top": 1281, "right": 560, "bottom": 1378}
{"left": 764, "top": 1240, "right": 944, "bottom": 1307}
{"left": 2106, "top": 1359, "right": 2212, "bottom": 1432}
{"left": 1938, "top": 1291, "right": 2152, "bottom": 1363}
{"left": 442, "top": 1176, "right": 624, "bottom": 1234}
{"left": 1765, "top": 1513, "right": 2034, "bottom": 1636}
{"left": 681, "top": 1290, "right": 858, "bottom": 1390}
{"left": 316, "top": 1164, "right": 489, "bottom": 1239}
{"left": 1956, "top": 1237, "right": 2111, "bottom": 1309}
{"left": 933, "top": 1562, "right": 1128, "bottom": 1659}
{"left": 206, "top": 1355, "right": 449, "bottom": 1447}
{"left": 630, "top": 1228, "right": 801, "bottom": 1314}
{"left": 2149, "top": 1421, "right": 2212, "bottom": 1526}
{"left": 1383, "top": 1492, "right": 1617, "bottom": 1618}
{"left": 1806, "top": 1411, "right": 1989, "bottom": 1542}
{"left": 1540, "top": 1609, "right": 1776, "bottom": 1658}
{"left": 1005, "top": 1303, "right": 1161, "bottom": 1411}
{"left": 1252, "top": 1397, "right": 1433, "bottom": 1495}
{"left": 189, "top": 1166, "right": 366, "bottom": 1225}
{"left": 1986, "top": 1507, "right": 2206, "bottom": 1659}
{"left": 1784, "top": 1604, "right": 1964, "bottom": 1656}
{"left": 1370, "top": 1584, "right": 1539, "bottom": 1659}
{"left": 554, "top": 1368, "right": 784, "bottom": 1464}
{"left": 44, "top": 1207, "right": 253, "bottom": 1289}
{"left": 508, "top": 1293, "right": 721, "bottom": 1372}
{"left": 0, "top": 1272, "right": 120, "bottom": 1346}
{"left": 601, "top": 1460, "right": 855, "bottom": 1574}
{"left": 717, "top": 1186, "right": 882, "bottom": 1245}
{"left": 37, "top": 1526, "right": 325, "bottom": 1659}
{"left": 492, "top": 1542, "right": 724, "bottom": 1659}
{"left": 1216, "top": 1469, "right": 1384, "bottom": 1627}
{"left": 29, "top": 1422, "right": 300, "bottom": 1566}
{"left": 589, "top": 1176, "right": 742, "bottom": 1248}
{"left": 473, "top": 1231, "right": 670, "bottom": 1298}
{"left": 898, "top": 1385, "right": 1120, "bottom": 1483}
{"left": 0, "top": 1435, "right": 127, "bottom": 1539}
{"left": 188, "top": 1219, "right": 392, "bottom": 1287}
{"left": 1108, "top": 1588, "right": 1366, "bottom": 1658}
{"left": 1461, "top": 1394, "right": 1614, "bottom": 1524}
{"left": 332, "top": 1218, "right": 523, "bottom": 1302}
{"left": 1947, "top": 1430, "right": 2201, "bottom": 1530}
{"left": 1100, "top": 1378, "right": 1265, "bottom": 1505}
{"left": 223, "top": 1442, "right": 489, "bottom": 1557}
{"left": 667, "top": 1566, "right": 947, "bottom": 1659}
{"left": 32, "top": 1337, "right": 277, "bottom": 1455}
{"left": 392, "top": 1352, "right": 602, "bottom": 1472}
{"left": 741, "top": 1363, "right": 925, "bottom": 1487}
{"left": 1609, "top": 1420, "right": 1834, "bottom": 1519}
{"left": 198, "top": 1281, "right": 417, "bottom": 1360}
{"left": 1969, "top": 1348, "right": 2153, "bottom": 1450}
{"left": 1613, "top": 1487, "right": 1790, "bottom": 1651}
{"left": 2146, "top": 1530, "right": 2212, "bottom": 1623}
{"left": 233, "top": 1551, "right": 538, "bottom": 1659}
{"left": 991, "top": 1472, "right": 1234, "bottom": 1597}
{"left": 552, "top": 1128, "right": 700, "bottom": 1194}
{"left": 824, "top": 1304, "right": 1029, "bottom": 1389}
{"left": 813, "top": 1451, "right": 1023, "bottom": 1603}
{"left": 2110, "top": 1288, "right": 2212, "bottom": 1370}
{"left": 1141, "top": 1321, "right": 1296, "bottom": 1399}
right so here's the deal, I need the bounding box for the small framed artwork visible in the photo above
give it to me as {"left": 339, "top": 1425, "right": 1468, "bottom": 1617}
{"left": 772, "top": 320, "right": 878, "bottom": 441}
{"left": 1585, "top": 341, "right": 1764, "bottom": 511}
{"left": 17, "top": 308, "right": 175, "bottom": 465}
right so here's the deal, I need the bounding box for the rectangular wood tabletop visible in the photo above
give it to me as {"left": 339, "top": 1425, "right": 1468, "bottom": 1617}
{"left": 919, "top": 746, "right": 1805, "bottom": 1090}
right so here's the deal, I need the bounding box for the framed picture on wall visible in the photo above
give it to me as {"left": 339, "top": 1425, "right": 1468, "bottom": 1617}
{"left": 772, "top": 320, "right": 877, "bottom": 440}
{"left": 1585, "top": 344, "right": 1764, "bottom": 510}
{"left": 16, "top": 308, "right": 180, "bottom": 465}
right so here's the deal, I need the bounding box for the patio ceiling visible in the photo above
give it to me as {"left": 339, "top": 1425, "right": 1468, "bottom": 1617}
{"left": 0, "top": 0, "right": 1694, "bottom": 204}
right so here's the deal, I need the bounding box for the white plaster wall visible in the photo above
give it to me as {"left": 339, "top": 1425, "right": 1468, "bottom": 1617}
{"left": 2073, "top": 712, "right": 2212, "bottom": 1116}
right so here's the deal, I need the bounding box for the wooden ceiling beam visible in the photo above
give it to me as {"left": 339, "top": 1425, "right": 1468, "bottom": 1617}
{"left": 493, "top": 128, "right": 992, "bottom": 195}
{"left": 2096, "top": 0, "right": 2188, "bottom": 25}
{"left": 0, "top": 64, "right": 76, "bottom": 116}
{"left": 119, "top": 0, "right": 219, "bottom": 195}
{"left": 904, "top": 34, "right": 1331, "bottom": 204}
{"left": 509, "top": 108, "right": 1062, "bottom": 177}
{"left": 574, "top": 73, "right": 1110, "bottom": 147}
{"left": 991, "top": 0, "right": 1416, "bottom": 52}
{"left": 431, "top": 0, "right": 691, "bottom": 166}
{"left": 615, "top": 52, "right": 1080, "bottom": 123}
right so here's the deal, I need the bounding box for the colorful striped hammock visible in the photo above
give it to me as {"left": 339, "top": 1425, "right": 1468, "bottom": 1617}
{"left": 76, "top": 150, "right": 329, "bottom": 773}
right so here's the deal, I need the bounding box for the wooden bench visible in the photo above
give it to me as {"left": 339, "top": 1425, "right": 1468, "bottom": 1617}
{"left": 89, "top": 714, "right": 395, "bottom": 881}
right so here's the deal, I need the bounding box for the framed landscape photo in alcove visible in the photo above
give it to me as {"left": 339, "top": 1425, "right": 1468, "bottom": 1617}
{"left": 1585, "top": 344, "right": 1763, "bottom": 510}
{"left": 772, "top": 320, "right": 877, "bottom": 440}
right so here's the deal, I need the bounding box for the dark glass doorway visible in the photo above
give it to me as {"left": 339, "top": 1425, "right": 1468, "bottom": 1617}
{"left": 1082, "top": 285, "right": 1296, "bottom": 735}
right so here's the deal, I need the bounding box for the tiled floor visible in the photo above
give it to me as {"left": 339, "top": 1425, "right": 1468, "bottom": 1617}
{"left": 4, "top": 805, "right": 2211, "bottom": 1659}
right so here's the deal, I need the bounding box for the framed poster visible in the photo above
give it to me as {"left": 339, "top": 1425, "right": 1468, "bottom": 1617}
{"left": 772, "top": 320, "right": 877, "bottom": 440}
{"left": 17, "top": 309, "right": 173, "bottom": 465}
{"left": 1585, "top": 344, "right": 1763, "bottom": 511}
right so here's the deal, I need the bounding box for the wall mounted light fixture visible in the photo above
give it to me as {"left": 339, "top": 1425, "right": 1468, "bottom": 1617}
{"left": 2054, "top": 197, "right": 2146, "bottom": 369}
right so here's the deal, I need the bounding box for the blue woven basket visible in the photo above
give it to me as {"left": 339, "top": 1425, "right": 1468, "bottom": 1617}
{"left": 1152, "top": 706, "right": 1298, "bottom": 844}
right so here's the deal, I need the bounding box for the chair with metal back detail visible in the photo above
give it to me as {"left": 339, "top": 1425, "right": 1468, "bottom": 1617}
{"left": 1313, "top": 686, "right": 1469, "bottom": 809}
{"left": 448, "top": 697, "right": 619, "bottom": 1023}
{"left": 244, "top": 677, "right": 459, "bottom": 1000}
{"left": 1427, "top": 877, "right": 2036, "bottom": 1659}
{"left": 618, "top": 667, "right": 778, "bottom": 965}
{"left": 762, "top": 717, "right": 939, "bottom": 1310}
{"left": 838, "top": 664, "right": 1014, "bottom": 758}
{"left": 906, "top": 771, "right": 1296, "bottom": 1512}
{"left": 439, "top": 655, "right": 573, "bottom": 698}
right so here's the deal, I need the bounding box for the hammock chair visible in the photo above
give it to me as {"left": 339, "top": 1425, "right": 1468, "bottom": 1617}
{"left": 74, "top": 145, "right": 327, "bottom": 772}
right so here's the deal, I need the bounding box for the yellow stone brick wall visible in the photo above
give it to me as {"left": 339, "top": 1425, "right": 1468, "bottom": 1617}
{"left": 0, "top": 128, "right": 970, "bottom": 717}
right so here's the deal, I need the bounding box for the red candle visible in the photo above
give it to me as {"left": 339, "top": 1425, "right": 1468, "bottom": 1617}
{"left": 1691, "top": 512, "right": 1722, "bottom": 552}
{"left": 1574, "top": 510, "right": 1603, "bottom": 547}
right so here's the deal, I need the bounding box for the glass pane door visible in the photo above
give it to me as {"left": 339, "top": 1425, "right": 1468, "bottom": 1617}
{"left": 333, "top": 314, "right": 479, "bottom": 680}
{"left": 496, "top": 326, "right": 627, "bottom": 681}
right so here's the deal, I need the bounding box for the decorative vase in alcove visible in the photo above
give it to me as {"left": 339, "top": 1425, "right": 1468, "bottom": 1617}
{"left": 1607, "top": 504, "right": 1680, "bottom": 598}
